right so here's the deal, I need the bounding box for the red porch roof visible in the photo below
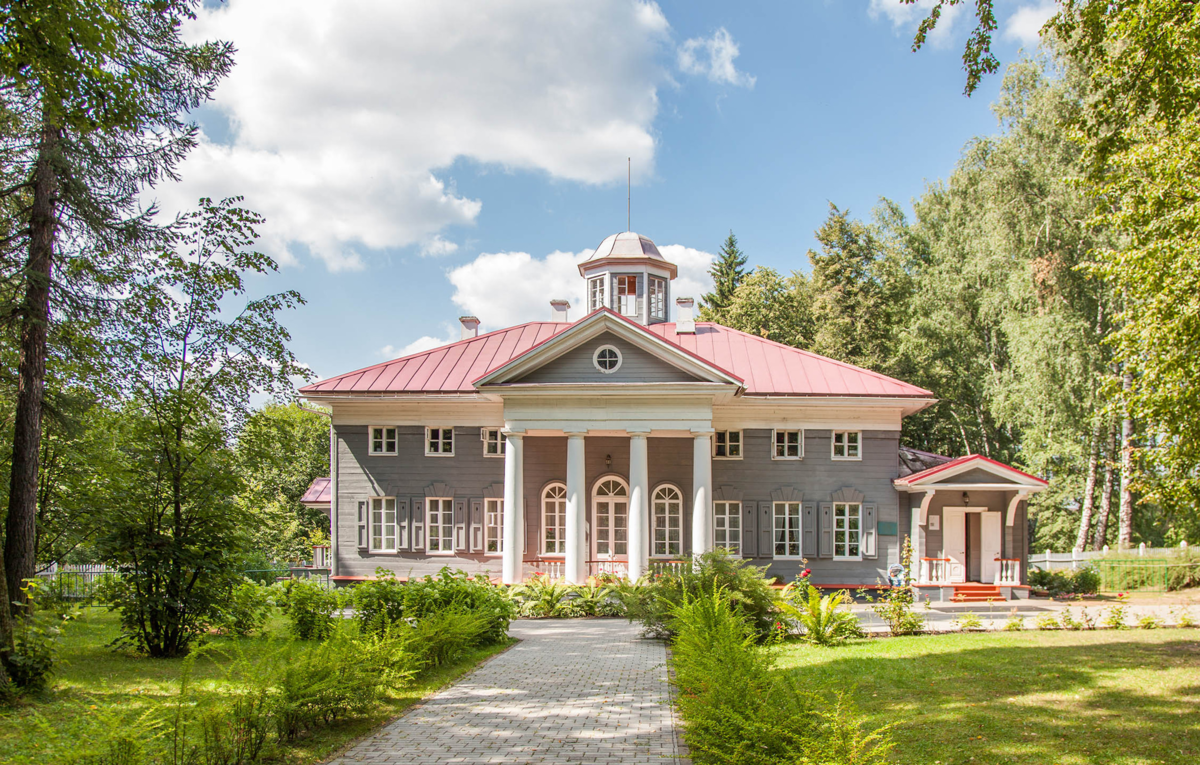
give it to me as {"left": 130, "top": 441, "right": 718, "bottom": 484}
{"left": 300, "top": 477, "right": 332, "bottom": 507}
{"left": 897, "top": 454, "right": 1049, "bottom": 487}
{"left": 300, "top": 316, "right": 934, "bottom": 399}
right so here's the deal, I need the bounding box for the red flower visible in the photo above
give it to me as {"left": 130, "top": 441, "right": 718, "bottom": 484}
{"left": 802, "top": 568, "right": 811, "bottom": 577}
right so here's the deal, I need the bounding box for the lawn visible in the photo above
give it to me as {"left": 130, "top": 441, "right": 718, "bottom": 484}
{"left": 777, "top": 629, "right": 1200, "bottom": 765}
{"left": 0, "top": 608, "right": 510, "bottom": 765}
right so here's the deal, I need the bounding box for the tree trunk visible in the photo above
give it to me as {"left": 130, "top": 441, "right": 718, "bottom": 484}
{"left": 5, "top": 120, "right": 59, "bottom": 613}
{"left": 0, "top": 538, "right": 14, "bottom": 692}
{"left": 1118, "top": 370, "right": 1135, "bottom": 548}
{"left": 1074, "top": 419, "right": 1102, "bottom": 552}
{"left": 1093, "top": 418, "right": 1116, "bottom": 550}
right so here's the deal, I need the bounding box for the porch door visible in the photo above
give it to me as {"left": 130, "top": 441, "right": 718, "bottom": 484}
{"left": 944, "top": 508, "right": 967, "bottom": 583}
{"left": 593, "top": 478, "right": 629, "bottom": 563}
{"left": 980, "top": 511, "right": 1002, "bottom": 584}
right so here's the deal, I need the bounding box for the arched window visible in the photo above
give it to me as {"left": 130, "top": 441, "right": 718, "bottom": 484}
{"left": 593, "top": 478, "right": 628, "bottom": 558}
{"left": 652, "top": 485, "right": 683, "bottom": 558}
{"left": 542, "top": 483, "right": 567, "bottom": 555}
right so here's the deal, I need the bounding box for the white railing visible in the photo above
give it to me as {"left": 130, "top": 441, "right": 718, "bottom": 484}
{"left": 920, "top": 557, "right": 951, "bottom": 584}
{"left": 648, "top": 559, "right": 688, "bottom": 577}
{"left": 524, "top": 560, "right": 566, "bottom": 581}
{"left": 589, "top": 560, "right": 628, "bottom": 579}
{"left": 1029, "top": 541, "right": 1194, "bottom": 571}
{"left": 995, "top": 558, "right": 1021, "bottom": 586}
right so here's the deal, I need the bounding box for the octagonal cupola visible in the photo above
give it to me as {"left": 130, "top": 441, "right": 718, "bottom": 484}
{"left": 578, "top": 231, "right": 677, "bottom": 325}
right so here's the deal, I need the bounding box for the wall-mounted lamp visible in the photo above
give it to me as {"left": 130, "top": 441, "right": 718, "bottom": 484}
{"left": 605, "top": 454, "right": 612, "bottom": 469}
{"left": 962, "top": 491, "right": 971, "bottom": 505}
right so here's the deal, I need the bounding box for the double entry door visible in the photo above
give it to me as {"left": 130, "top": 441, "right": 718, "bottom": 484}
{"left": 593, "top": 478, "right": 628, "bottom": 561}
{"left": 943, "top": 508, "right": 1002, "bottom": 584}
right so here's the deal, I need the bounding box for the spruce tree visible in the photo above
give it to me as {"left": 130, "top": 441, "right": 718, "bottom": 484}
{"left": 700, "top": 231, "right": 748, "bottom": 321}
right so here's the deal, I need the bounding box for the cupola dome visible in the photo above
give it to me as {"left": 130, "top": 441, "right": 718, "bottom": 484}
{"left": 579, "top": 231, "right": 677, "bottom": 325}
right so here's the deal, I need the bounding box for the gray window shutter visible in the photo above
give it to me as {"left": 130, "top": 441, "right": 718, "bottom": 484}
{"left": 863, "top": 503, "right": 878, "bottom": 559}
{"left": 818, "top": 502, "right": 833, "bottom": 558}
{"left": 759, "top": 501, "right": 773, "bottom": 558}
{"left": 525, "top": 498, "right": 538, "bottom": 561}
{"left": 741, "top": 501, "right": 757, "bottom": 558}
{"left": 357, "top": 500, "right": 368, "bottom": 551}
{"left": 802, "top": 501, "right": 817, "bottom": 558}
{"left": 397, "top": 498, "right": 410, "bottom": 550}
{"left": 411, "top": 498, "right": 425, "bottom": 551}
{"left": 470, "top": 499, "right": 484, "bottom": 552}
{"left": 454, "top": 499, "right": 468, "bottom": 551}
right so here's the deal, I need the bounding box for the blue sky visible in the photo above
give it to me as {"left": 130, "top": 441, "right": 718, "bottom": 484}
{"left": 162, "top": 0, "right": 1056, "bottom": 384}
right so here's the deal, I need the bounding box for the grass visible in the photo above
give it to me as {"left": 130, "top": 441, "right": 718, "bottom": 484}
{"left": 0, "top": 608, "right": 510, "bottom": 764}
{"left": 777, "top": 629, "right": 1200, "bottom": 765}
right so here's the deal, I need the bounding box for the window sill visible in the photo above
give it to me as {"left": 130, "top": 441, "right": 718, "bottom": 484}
{"left": 831, "top": 456, "right": 862, "bottom": 462}
{"left": 713, "top": 455, "right": 743, "bottom": 461}
{"left": 424, "top": 452, "right": 455, "bottom": 457}
{"left": 773, "top": 555, "right": 805, "bottom": 561}
{"left": 424, "top": 550, "right": 456, "bottom": 556}
{"left": 832, "top": 557, "right": 864, "bottom": 562}
{"left": 483, "top": 453, "right": 505, "bottom": 458}
{"left": 771, "top": 456, "right": 803, "bottom": 461}
{"left": 368, "top": 452, "right": 398, "bottom": 457}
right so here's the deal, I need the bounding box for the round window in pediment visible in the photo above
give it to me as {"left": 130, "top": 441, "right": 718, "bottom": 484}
{"left": 593, "top": 345, "right": 622, "bottom": 374}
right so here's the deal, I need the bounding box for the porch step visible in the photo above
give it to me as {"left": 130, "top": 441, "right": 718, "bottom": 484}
{"left": 950, "top": 584, "right": 1005, "bottom": 603}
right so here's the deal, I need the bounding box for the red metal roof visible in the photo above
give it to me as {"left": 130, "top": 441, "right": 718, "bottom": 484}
{"left": 896, "top": 454, "right": 1049, "bottom": 486}
{"left": 300, "top": 477, "right": 332, "bottom": 506}
{"left": 299, "top": 319, "right": 934, "bottom": 398}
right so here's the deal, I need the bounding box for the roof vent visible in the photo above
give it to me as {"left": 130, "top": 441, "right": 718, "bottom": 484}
{"left": 676, "top": 298, "right": 695, "bottom": 334}
{"left": 459, "top": 316, "right": 480, "bottom": 340}
{"left": 550, "top": 299, "right": 570, "bottom": 322}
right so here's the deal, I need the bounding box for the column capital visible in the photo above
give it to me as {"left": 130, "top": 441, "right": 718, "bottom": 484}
{"left": 628, "top": 430, "right": 650, "bottom": 440}
{"left": 564, "top": 431, "right": 587, "bottom": 440}
{"left": 501, "top": 429, "right": 525, "bottom": 439}
{"left": 690, "top": 429, "right": 715, "bottom": 438}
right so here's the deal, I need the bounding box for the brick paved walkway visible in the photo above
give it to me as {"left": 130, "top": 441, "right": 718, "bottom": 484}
{"left": 328, "top": 618, "right": 683, "bottom": 764}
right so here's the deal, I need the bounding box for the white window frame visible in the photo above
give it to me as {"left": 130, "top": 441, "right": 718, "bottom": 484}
{"left": 542, "top": 483, "right": 567, "bottom": 556}
{"left": 614, "top": 274, "right": 639, "bottom": 317}
{"left": 369, "top": 426, "right": 397, "bottom": 456}
{"left": 772, "top": 429, "right": 803, "bottom": 460}
{"left": 833, "top": 502, "right": 863, "bottom": 560}
{"left": 651, "top": 484, "right": 683, "bottom": 558}
{"left": 426, "top": 497, "right": 455, "bottom": 555}
{"left": 593, "top": 345, "right": 623, "bottom": 374}
{"left": 485, "top": 498, "right": 504, "bottom": 555}
{"left": 773, "top": 501, "right": 802, "bottom": 559}
{"left": 482, "top": 427, "right": 505, "bottom": 458}
{"left": 649, "top": 276, "right": 667, "bottom": 320}
{"left": 588, "top": 275, "right": 607, "bottom": 311}
{"left": 369, "top": 496, "right": 397, "bottom": 553}
{"left": 713, "top": 430, "right": 742, "bottom": 460}
{"left": 713, "top": 501, "right": 742, "bottom": 556}
{"left": 832, "top": 430, "right": 862, "bottom": 461}
{"left": 425, "top": 427, "right": 454, "bottom": 456}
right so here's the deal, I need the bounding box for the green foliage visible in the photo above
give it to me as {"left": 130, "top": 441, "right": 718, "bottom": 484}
{"left": 700, "top": 230, "right": 749, "bottom": 321}
{"left": 669, "top": 587, "right": 892, "bottom": 765}
{"left": 778, "top": 584, "right": 864, "bottom": 646}
{"left": 409, "top": 608, "right": 491, "bottom": 668}
{"left": 234, "top": 404, "right": 331, "bottom": 563}
{"left": 277, "top": 579, "right": 341, "bottom": 641}
{"left": 197, "top": 688, "right": 274, "bottom": 765}
{"left": 349, "top": 569, "right": 407, "bottom": 633}
{"left": 2, "top": 581, "right": 69, "bottom": 694}
{"left": 1102, "top": 602, "right": 1128, "bottom": 630}
{"left": 215, "top": 581, "right": 273, "bottom": 638}
{"left": 618, "top": 549, "right": 780, "bottom": 639}
{"left": 397, "top": 568, "right": 513, "bottom": 645}
{"left": 1137, "top": 614, "right": 1164, "bottom": 630}
{"left": 1034, "top": 613, "right": 1060, "bottom": 631}
{"left": 953, "top": 612, "right": 984, "bottom": 632}
{"left": 1003, "top": 613, "right": 1025, "bottom": 631}
{"left": 870, "top": 539, "right": 925, "bottom": 636}
{"left": 514, "top": 575, "right": 574, "bottom": 618}
{"left": 1028, "top": 567, "right": 1100, "bottom": 597}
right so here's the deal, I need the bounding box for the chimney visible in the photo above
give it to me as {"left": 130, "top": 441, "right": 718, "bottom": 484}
{"left": 459, "top": 316, "right": 480, "bottom": 340}
{"left": 675, "top": 297, "right": 695, "bottom": 334}
{"left": 550, "top": 299, "right": 570, "bottom": 322}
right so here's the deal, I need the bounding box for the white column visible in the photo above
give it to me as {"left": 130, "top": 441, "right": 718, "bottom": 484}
{"left": 628, "top": 433, "right": 649, "bottom": 581}
{"left": 692, "top": 432, "right": 713, "bottom": 558}
{"left": 501, "top": 432, "right": 524, "bottom": 585}
{"left": 565, "top": 433, "right": 587, "bottom": 584}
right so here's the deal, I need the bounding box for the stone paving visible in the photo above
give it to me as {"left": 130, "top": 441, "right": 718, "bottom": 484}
{"left": 328, "top": 618, "right": 683, "bottom": 765}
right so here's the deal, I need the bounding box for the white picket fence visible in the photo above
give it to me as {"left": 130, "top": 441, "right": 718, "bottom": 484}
{"left": 1030, "top": 541, "right": 1192, "bottom": 571}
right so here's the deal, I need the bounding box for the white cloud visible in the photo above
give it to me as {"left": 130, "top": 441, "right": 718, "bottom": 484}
{"left": 445, "top": 243, "right": 715, "bottom": 330}
{"left": 868, "top": 0, "right": 964, "bottom": 48}
{"left": 419, "top": 236, "right": 459, "bottom": 258}
{"left": 161, "top": 0, "right": 672, "bottom": 271}
{"left": 1004, "top": 2, "right": 1057, "bottom": 44}
{"left": 677, "top": 28, "right": 755, "bottom": 88}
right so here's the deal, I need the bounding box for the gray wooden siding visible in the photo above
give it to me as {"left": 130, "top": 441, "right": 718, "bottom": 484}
{"left": 333, "top": 425, "right": 506, "bottom": 580}
{"left": 711, "top": 429, "right": 903, "bottom": 586}
{"left": 514, "top": 333, "right": 701, "bottom": 384}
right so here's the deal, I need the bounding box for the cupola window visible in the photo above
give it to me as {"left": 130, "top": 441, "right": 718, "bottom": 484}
{"left": 588, "top": 276, "right": 606, "bottom": 311}
{"left": 649, "top": 276, "right": 667, "bottom": 320}
{"left": 615, "top": 275, "right": 640, "bottom": 317}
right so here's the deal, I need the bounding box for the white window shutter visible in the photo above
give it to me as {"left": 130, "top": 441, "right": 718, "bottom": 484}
{"left": 412, "top": 498, "right": 425, "bottom": 551}
{"left": 454, "top": 499, "right": 467, "bottom": 551}
{"left": 357, "top": 500, "right": 368, "bottom": 550}
{"left": 863, "top": 503, "right": 878, "bottom": 559}
{"left": 397, "top": 498, "right": 410, "bottom": 550}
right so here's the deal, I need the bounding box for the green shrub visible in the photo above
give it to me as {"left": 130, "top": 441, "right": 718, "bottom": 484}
{"left": 515, "top": 575, "right": 573, "bottom": 618}
{"left": 1003, "top": 614, "right": 1025, "bottom": 631}
{"left": 778, "top": 584, "right": 864, "bottom": 646}
{"left": 277, "top": 578, "right": 341, "bottom": 640}
{"left": 350, "top": 569, "right": 407, "bottom": 633}
{"left": 1072, "top": 567, "right": 1101, "bottom": 595}
{"left": 619, "top": 549, "right": 779, "bottom": 639}
{"left": 411, "top": 608, "right": 492, "bottom": 668}
{"left": 1172, "top": 607, "right": 1196, "bottom": 628}
{"left": 3, "top": 580, "right": 69, "bottom": 693}
{"left": 669, "top": 587, "right": 891, "bottom": 765}
{"left": 1137, "top": 614, "right": 1164, "bottom": 629}
{"left": 215, "top": 580, "right": 273, "bottom": 637}
{"left": 953, "top": 612, "right": 984, "bottom": 631}
{"left": 401, "top": 568, "right": 513, "bottom": 644}
{"left": 1102, "top": 602, "right": 1128, "bottom": 629}
{"left": 198, "top": 689, "right": 274, "bottom": 764}
{"left": 273, "top": 622, "right": 418, "bottom": 741}
{"left": 1034, "top": 613, "right": 1060, "bottom": 630}
{"left": 1029, "top": 567, "right": 1100, "bottom": 597}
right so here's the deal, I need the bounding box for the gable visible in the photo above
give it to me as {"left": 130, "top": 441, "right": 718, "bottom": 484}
{"left": 947, "top": 467, "right": 1021, "bottom": 485}
{"left": 513, "top": 332, "right": 705, "bottom": 385}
